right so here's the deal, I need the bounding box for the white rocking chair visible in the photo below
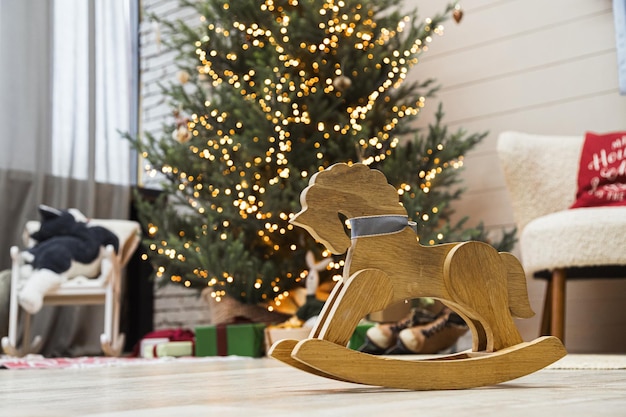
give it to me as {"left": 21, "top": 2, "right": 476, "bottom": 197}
{"left": 1, "top": 219, "right": 141, "bottom": 357}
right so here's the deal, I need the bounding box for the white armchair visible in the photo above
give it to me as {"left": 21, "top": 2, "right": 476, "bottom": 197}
{"left": 497, "top": 131, "right": 626, "bottom": 342}
{"left": 2, "top": 218, "right": 140, "bottom": 357}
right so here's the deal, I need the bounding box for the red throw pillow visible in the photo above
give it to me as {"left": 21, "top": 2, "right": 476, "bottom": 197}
{"left": 570, "top": 131, "right": 626, "bottom": 209}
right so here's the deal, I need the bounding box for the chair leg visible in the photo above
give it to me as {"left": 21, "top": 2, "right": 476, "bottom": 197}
{"left": 540, "top": 279, "right": 553, "bottom": 336}
{"left": 550, "top": 268, "right": 567, "bottom": 342}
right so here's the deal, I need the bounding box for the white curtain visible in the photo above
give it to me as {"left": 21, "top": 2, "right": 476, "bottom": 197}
{"left": 615, "top": 0, "right": 626, "bottom": 94}
{"left": 0, "top": 0, "right": 136, "bottom": 356}
{"left": 52, "top": 0, "right": 132, "bottom": 188}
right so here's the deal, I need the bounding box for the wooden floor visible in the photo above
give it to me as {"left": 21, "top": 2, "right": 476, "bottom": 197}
{"left": 2, "top": 354, "right": 626, "bottom": 417}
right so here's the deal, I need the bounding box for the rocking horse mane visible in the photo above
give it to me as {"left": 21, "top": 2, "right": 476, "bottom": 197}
{"left": 291, "top": 163, "right": 407, "bottom": 254}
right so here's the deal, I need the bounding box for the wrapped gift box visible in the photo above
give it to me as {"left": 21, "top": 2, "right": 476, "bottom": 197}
{"left": 143, "top": 340, "right": 194, "bottom": 358}
{"left": 264, "top": 326, "right": 312, "bottom": 353}
{"left": 135, "top": 328, "right": 195, "bottom": 357}
{"left": 140, "top": 337, "right": 170, "bottom": 358}
{"left": 347, "top": 322, "right": 375, "bottom": 350}
{"left": 265, "top": 324, "right": 373, "bottom": 352}
{"left": 195, "top": 323, "right": 266, "bottom": 357}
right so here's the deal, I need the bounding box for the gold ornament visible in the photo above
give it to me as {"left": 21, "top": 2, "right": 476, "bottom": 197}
{"left": 453, "top": 7, "right": 463, "bottom": 23}
{"left": 177, "top": 70, "right": 190, "bottom": 84}
{"left": 173, "top": 125, "right": 191, "bottom": 143}
{"left": 172, "top": 110, "right": 191, "bottom": 143}
{"left": 332, "top": 75, "right": 352, "bottom": 92}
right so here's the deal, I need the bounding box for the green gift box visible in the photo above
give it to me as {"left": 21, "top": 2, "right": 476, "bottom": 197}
{"left": 348, "top": 322, "right": 375, "bottom": 350}
{"left": 195, "top": 323, "right": 266, "bottom": 357}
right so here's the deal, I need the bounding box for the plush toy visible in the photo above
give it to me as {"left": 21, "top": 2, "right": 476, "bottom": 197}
{"left": 294, "top": 251, "right": 332, "bottom": 326}
{"left": 17, "top": 205, "right": 119, "bottom": 314}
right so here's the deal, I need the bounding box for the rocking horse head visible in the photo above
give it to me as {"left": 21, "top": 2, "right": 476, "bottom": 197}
{"left": 290, "top": 163, "right": 407, "bottom": 254}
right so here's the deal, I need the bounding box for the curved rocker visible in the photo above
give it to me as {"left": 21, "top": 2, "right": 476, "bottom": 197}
{"left": 101, "top": 333, "right": 125, "bottom": 358}
{"left": 1, "top": 246, "right": 44, "bottom": 357}
{"left": 290, "top": 336, "right": 564, "bottom": 390}
{"left": 269, "top": 163, "right": 566, "bottom": 390}
{"left": 1, "top": 331, "right": 43, "bottom": 358}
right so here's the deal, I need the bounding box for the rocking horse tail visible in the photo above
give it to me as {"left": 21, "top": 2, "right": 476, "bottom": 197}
{"left": 500, "top": 252, "right": 535, "bottom": 319}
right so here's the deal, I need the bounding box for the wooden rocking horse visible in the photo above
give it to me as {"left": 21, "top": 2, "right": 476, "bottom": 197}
{"left": 268, "top": 163, "right": 566, "bottom": 390}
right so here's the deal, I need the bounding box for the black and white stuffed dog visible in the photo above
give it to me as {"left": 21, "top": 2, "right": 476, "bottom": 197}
{"left": 18, "top": 205, "right": 119, "bottom": 314}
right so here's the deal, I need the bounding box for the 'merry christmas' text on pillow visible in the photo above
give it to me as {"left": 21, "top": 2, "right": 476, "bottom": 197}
{"left": 570, "top": 131, "right": 626, "bottom": 209}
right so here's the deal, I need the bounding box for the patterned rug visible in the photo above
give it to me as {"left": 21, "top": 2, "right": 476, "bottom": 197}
{"left": 0, "top": 354, "right": 246, "bottom": 370}
{"left": 2, "top": 353, "right": 625, "bottom": 370}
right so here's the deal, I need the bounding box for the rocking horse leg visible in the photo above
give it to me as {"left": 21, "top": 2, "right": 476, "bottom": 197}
{"left": 443, "top": 242, "right": 524, "bottom": 352}
{"left": 269, "top": 269, "right": 392, "bottom": 381}
{"left": 309, "top": 279, "right": 344, "bottom": 339}
{"left": 268, "top": 280, "right": 345, "bottom": 364}
{"left": 443, "top": 305, "right": 488, "bottom": 352}
{"left": 499, "top": 252, "right": 535, "bottom": 319}
{"left": 268, "top": 280, "right": 350, "bottom": 378}
{"left": 315, "top": 268, "right": 394, "bottom": 346}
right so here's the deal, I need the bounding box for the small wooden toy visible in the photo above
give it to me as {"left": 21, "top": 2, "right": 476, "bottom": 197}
{"left": 269, "top": 163, "right": 566, "bottom": 390}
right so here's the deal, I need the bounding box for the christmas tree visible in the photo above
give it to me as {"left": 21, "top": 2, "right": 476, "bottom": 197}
{"left": 130, "top": 0, "right": 514, "bottom": 311}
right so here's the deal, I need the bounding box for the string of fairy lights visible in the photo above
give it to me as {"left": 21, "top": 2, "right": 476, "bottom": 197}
{"left": 141, "top": 0, "right": 466, "bottom": 307}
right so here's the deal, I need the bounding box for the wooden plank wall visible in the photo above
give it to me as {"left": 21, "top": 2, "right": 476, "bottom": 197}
{"left": 139, "top": 0, "right": 215, "bottom": 329}
{"left": 405, "top": 0, "right": 626, "bottom": 352}
{"left": 140, "top": 0, "right": 626, "bottom": 351}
